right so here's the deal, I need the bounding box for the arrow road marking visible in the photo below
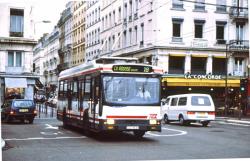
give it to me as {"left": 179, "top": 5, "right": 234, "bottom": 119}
{"left": 45, "top": 124, "right": 59, "bottom": 130}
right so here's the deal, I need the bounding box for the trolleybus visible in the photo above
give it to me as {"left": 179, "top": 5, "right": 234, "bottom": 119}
{"left": 57, "top": 57, "right": 163, "bottom": 137}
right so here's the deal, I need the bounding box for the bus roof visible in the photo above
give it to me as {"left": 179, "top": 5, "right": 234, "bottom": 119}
{"left": 59, "top": 57, "right": 163, "bottom": 80}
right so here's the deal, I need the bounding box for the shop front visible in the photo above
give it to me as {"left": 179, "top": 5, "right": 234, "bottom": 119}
{"left": 0, "top": 76, "right": 39, "bottom": 106}
{"left": 162, "top": 74, "right": 241, "bottom": 116}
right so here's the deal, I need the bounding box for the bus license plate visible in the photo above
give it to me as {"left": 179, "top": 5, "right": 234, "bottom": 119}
{"left": 126, "top": 126, "right": 139, "bottom": 130}
{"left": 19, "top": 109, "right": 29, "bottom": 112}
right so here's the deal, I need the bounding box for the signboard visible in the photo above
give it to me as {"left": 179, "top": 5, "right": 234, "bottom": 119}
{"left": 184, "top": 74, "right": 222, "bottom": 80}
{"left": 112, "top": 65, "right": 152, "bottom": 73}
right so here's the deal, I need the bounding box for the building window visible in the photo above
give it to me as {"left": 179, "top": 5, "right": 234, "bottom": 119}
{"left": 123, "top": 31, "right": 127, "bottom": 47}
{"left": 194, "top": 20, "right": 205, "bottom": 38}
{"left": 216, "top": 21, "right": 226, "bottom": 44}
{"left": 140, "top": 23, "right": 144, "bottom": 45}
{"left": 129, "top": 28, "right": 132, "bottom": 45}
{"left": 194, "top": 0, "right": 205, "bottom": 11}
{"left": 216, "top": 0, "right": 226, "bottom": 12}
{"left": 10, "top": 9, "right": 24, "bottom": 37}
{"left": 236, "top": 22, "right": 244, "bottom": 41}
{"left": 8, "top": 51, "right": 22, "bottom": 67}
{"left": 172, "top": 18, "right": 183, "bottom": 42}
{"left": 172, "top": 0, "right": 184, "bottom": 9}
{"left": 134, "top": 26, "right": 138, "bottom": 45}
{"left": 234, "top": 58, "right": 244, "bottom": 76}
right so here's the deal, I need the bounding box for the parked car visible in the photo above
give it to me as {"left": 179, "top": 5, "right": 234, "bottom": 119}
{"left": 161, "top": 93, "right": 215, "bottom": 127}
{"left": 1, "top": 99, "right": 37, "bottom": 124}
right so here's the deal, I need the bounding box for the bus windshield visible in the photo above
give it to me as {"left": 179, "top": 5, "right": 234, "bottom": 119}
{"left": 103, "top": 76, "right": 160, "bottom": 105}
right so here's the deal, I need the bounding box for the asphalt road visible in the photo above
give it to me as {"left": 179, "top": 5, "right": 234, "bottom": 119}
{"left": 2, "top": 118, "right": 250, "bottom": 161}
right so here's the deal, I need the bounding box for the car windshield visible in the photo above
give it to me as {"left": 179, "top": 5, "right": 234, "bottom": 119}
{"left": 103, "top": 76, "right": 160, "bottom": 105}
{"left": 13, "top": 100, "right": 34, "bottom": 107}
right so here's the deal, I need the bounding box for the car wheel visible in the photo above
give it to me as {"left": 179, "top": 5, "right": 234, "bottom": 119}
{"left": 163, "top": 114, "right": 170, "bottom": 124}
{"left": 133, "top": 131, "right": 145, "bottom": 138}
{"left": 7, "top": 115, "right": 13, "bottom": 123}
{"left": 29, "top": 117, "right": 34, "bottom": 124}
{"left": 202, "top": 121, "right": 209, "bottom": 127}
{"left": 179, "top": 115, "right": 185, "bottom": 126}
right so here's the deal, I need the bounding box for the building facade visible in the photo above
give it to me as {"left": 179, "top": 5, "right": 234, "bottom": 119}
{"left": 97, "top": 0, "right": 249, "bottom": 113}
{"left": 85, "top": 0, "right": 101, "bottom": 62}
{"left": 57, "top": 2, "right": 74, "bottom": 73}
{"left": 0, "top": 2, "right": 38, "bottom": 106}
{"left": 72, "top": 1, "right": 86, "bottom": 66}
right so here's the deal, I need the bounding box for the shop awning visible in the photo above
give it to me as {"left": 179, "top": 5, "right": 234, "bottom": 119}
{"left": 162, "top": 77, "right": 240, "bottom": 87}
{"left": 5, "top": 78, "right": 27, "bottom": 88}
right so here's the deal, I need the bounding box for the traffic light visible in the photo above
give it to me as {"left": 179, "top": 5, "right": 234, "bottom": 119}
{"left": 240, "top": 78, "right": 248, "bottom": 92}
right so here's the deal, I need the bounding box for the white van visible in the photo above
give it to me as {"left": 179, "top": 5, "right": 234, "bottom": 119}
{"left": 161, "top": 93, "right": 215, "bottom": 127}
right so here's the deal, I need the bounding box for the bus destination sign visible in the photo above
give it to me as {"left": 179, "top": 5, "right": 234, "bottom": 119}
{"left": 112, "top": 65, "right": 152, "bottom": 73}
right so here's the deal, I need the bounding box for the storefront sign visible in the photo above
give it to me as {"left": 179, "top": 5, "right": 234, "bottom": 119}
{"left": 184, "top": 74, "right": 222, "bottom": 80}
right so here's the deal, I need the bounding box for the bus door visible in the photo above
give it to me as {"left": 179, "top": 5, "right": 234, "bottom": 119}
{"left": 91, "top": 76, "right": 100, "bottom": 129}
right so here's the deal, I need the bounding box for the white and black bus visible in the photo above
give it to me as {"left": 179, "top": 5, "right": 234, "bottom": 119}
{"left": 57, "top": 57, "right": 163, "bottom": 137}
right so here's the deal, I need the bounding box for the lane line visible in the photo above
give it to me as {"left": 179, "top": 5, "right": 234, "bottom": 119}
{"left": 4, "top": 136, "right": 87, "bottom": 141}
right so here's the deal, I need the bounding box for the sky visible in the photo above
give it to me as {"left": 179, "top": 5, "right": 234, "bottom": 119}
{"left": 1, "top": 0, "right": 70, "bottom": 39}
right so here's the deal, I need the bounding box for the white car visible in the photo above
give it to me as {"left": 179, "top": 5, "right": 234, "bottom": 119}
{"left": 161, "top": 93, "right": 215, "bottom": 127}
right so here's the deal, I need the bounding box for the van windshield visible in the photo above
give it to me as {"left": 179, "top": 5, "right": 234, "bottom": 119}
{"left": 13, "top": 100, "right": 34, "bottom": 108}
{"left": 191, "top": 96, "right": 211, "bottom": 106}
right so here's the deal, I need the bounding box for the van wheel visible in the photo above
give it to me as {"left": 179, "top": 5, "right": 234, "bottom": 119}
{"left": 163, "top": 114, "right": 170, "bottom": 124}
{"left": 179, "top": 115, "right": 185, "bottom": 126}
{"left": 133, "top": 131, "right": 145, "bottom": 138}
{"left": 202, "top": 121, "right": 209, "bottom": 127}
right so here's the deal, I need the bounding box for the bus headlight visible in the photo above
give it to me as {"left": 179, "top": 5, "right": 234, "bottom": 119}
{"left": 149, "top": 119, "right": 157, "bottom": 125}
{"left": 106, "top": 119, "right": 115, "bottom": 125}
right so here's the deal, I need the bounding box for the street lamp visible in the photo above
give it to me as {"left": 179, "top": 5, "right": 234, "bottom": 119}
{"left": 224, "top": 40, "right": 239, "bottom": 116}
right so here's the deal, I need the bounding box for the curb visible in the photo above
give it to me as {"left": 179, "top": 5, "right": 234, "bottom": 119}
{"left": 215, "top": 117, "right": 250, "bottom": 125}
{"left": 1, "top": 138, "right": 5, "bottom": 149}
{"left": 226, "top": 119, "right": 250, "bottom": 125}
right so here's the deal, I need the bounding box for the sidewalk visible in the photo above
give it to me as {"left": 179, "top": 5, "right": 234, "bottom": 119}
{"left": 216, "top": 116, "right": 250, "bottom": 125}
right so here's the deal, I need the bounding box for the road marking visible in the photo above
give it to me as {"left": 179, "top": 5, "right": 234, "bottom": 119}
{"left": 4, "top": 136, "right": 87, "bottom": 141}
{"left": 146, "top": 127, "right": 187, "bottom": 137}
{"left": 217, "top": 121, "right": 250, "bottom": 127}
{"left": 45, "top": 124, "right": 59, "bottom": 130}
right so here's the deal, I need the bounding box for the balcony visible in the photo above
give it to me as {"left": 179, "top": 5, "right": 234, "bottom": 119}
{"left": 229, "top": 40, "right": 249, "bottom": 50}
{"left": 5, "top": 66, "right": 25, "bottom": 74}
{"left": 229, "top": 7, "right": 248, "bottom": 21}
{"left": 216, "top": 39, "right": 226, "bottom": 45}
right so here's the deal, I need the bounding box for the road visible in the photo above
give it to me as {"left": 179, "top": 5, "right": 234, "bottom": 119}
{"left": 2, "top": 118, "right": 250, "bottom": 161}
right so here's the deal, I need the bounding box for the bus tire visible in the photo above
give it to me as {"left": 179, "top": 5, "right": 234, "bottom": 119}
{"left": 83, "top": 112, "right": 90, "bottom": 136}
{"left": 133, "top": 131, "right": 145, "bottom": 138}
{"left": 63, "top": 108, "right": 68, "bottom": 128}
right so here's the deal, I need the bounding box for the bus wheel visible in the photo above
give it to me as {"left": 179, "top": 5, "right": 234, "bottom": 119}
{"left": 63, "top": 108, "right": 68, "bottom": 128}
{"left": 83, "top": 112, "right": 90, "bottom": 136}
{"left": 133, "top": 131, "right": 145, "bottom": 138}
